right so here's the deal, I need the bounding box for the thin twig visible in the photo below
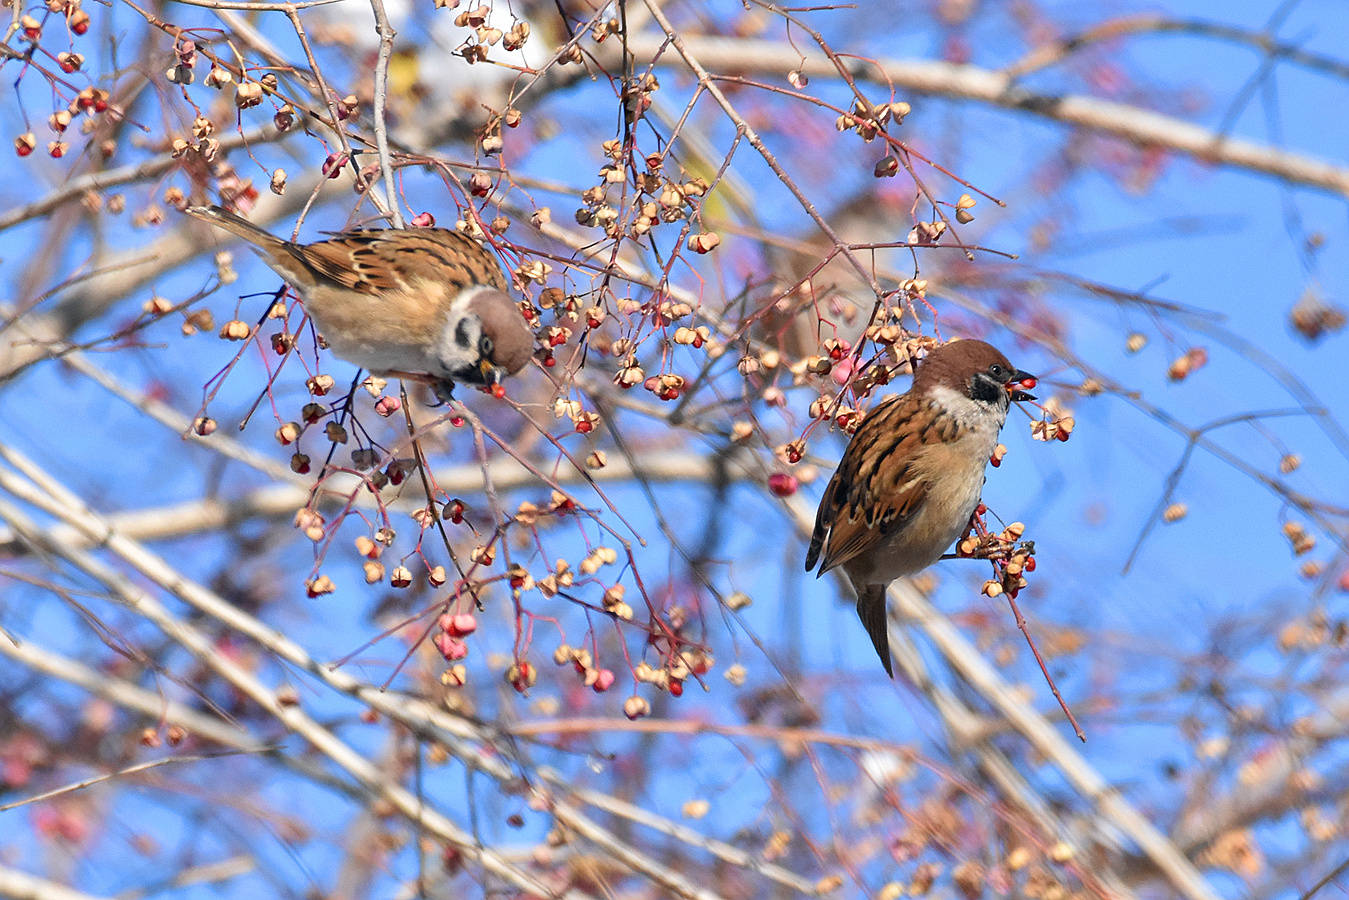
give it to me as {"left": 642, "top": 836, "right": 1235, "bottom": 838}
{"left": 367, "top": 0, "right": 403, "bottom": 227}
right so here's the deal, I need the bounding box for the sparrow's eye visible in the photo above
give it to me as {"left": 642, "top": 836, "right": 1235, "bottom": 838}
{"left": 988, "top": 363, "right": 1006, "bottom": 380}
{"left": 479, "top": 335, "right": 494, "bottom": 359}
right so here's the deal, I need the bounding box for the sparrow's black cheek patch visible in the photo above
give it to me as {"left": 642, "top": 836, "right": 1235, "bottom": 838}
{"left": 454, "top": 318, "right": 474, "bottom": 349}
{"left": 970, "top": 373, "right": 1004, "bottom": 404}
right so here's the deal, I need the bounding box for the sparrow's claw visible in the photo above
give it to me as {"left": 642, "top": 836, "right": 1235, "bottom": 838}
{"left": 431, "top": 379, "right": 457, "bottom": 406}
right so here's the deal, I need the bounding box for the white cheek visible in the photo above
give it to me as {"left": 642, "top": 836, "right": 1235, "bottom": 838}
{"left": 928, "top": 384, "right": 1008, "bottom": 431}
{"left": 435, "top": 314, "right": 482, "bottom": 376}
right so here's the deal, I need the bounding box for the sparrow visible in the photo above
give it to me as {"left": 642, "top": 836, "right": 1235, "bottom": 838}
{"left": 804, "top": 339, "right": 1036, "bottom": 676}
{"left": 184, "top": 205, "right": 535, "bottom": 395}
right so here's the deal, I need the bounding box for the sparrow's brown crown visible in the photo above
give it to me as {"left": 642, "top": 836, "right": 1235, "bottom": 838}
{"left": 913, "top": 339, "right": 1019, "bottom": 395}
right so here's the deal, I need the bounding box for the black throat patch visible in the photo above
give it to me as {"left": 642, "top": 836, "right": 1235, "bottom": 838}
{"left": 969, "top": 372, "right": 1006, "bottom": 405}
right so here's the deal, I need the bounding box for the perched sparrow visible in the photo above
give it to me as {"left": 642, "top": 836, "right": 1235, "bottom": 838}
{"left": 805, "top": 339, "right": 1035, "bottom": 676}
{"left": 185, "top": 205, "right": 535, "bottom": 395}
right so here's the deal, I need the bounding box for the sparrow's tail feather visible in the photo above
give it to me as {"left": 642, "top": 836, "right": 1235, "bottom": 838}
{"left": 855, "top": 584, "right": 895, "bottom": 678}
{"left": 804, "top": 527, "right": 824, "bottom": 573}
{"left": 185, "top": 205, "right": 313, "bottom": 287}
{"left": 185, "top": 205, "right": 291, "bottom": 256}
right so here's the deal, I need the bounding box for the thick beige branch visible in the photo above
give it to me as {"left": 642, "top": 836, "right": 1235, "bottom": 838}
{"left": 0, "top": 453, "right": 756, "bottom": 553}
{"left": 616, "top": 33, "right": 1349, "bottom": 199}
{"left": 0, "top": 865, "right": 109, "bottom": 900}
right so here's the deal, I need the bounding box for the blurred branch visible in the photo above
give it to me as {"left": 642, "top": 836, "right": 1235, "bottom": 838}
{"left": 1170, "top": 684, "right": 1349, "bottom": 853}
{"left": 0, "top": 442, "right": 804, "bottom": 898}
{"left": 770, "top": 491, "right": 1224, "bottom": 900}
{"left": 0, "top": 455, "right": 569, "bottom": 899}
{"left": 884, "top": 626, "right": 1138, "bottom": 897}
{"left": 0, "top": 126, "right": 275, "bottom": 234}
{"left": 1300, "top": 856, "right": 1349, "bottom": 900}
{"left": 0, "top": 865, "right": 109, "bottom": 900}
{"left": 0, "top": 453, "right": 758, "bottom": 554}
{"left": 884, "top": 584, "right": 1220, "bottom": 900}
{"left": 1001, "top": 14, "right": 1349, "bottom": 83}
{"left": 0, "top": 751, "right": 252, "bottom": 813}
{"left": 613, "top": 33, "right": 1349, "bottom": 199}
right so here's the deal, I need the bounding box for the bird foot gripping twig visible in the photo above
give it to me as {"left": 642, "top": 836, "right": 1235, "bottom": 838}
{"left": 963, "top": 523, "right": 1083, "bottom": 740}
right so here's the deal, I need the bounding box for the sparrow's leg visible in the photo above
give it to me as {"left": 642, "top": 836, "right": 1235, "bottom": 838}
{"left": 431, "top": 379, "right": 457, "bottom": 406}
{"left": 942, "top": 506, "right": 996, "bottom": 561}
{"left": 968, "top": 506, "right": 991, "bottom": 539}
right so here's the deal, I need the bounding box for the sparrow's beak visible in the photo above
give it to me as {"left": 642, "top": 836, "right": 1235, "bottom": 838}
{"left": 480, "top": 359, "right": 503, "bottom": 386}
{"left": 1007, "top": 369, "right": 1037, "bottom": 402}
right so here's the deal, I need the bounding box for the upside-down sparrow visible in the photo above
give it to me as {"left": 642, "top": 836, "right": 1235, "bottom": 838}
{"left": 185, "top": 205, "right": 535, "bottom": 395}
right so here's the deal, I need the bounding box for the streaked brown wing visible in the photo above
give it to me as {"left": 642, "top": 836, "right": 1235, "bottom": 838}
{"left": 807, "top": 394, "right": 929, "bottom": 575}
{"left": 294, "top": 229, "right": 508, "bottom": 296}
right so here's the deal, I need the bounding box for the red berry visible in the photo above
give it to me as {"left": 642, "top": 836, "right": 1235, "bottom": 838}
{"left": 668, "top": 678, "right": 683, "bottom": 697}
{"left": 1017, "top": 377, "right": 1037, "bottom": 390}
{"left": 767, "top": 473, "right": 798, "bottom": 497}
{"left": 410, "top": 211, "right": 435, "bottom": 227}
{"left": 1024, "top": 557, "right": 1036, "bottom": 572}
{"left": 490, "top": 383, "right": 506, "bottom": 399}
{"left": 322, "top": 152, "right": 347, "bottom": 179}
{"left": 592, "top": 668, "right": 614, "bottom": 693}
{"left": 434, "top": 634, "right": 467, "bottom": 660}
{"left": 575, "top": 420, "right": 593, "bottom": 434}
{"left": 831, "top": 357, "right": 854, "bottom": 386}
